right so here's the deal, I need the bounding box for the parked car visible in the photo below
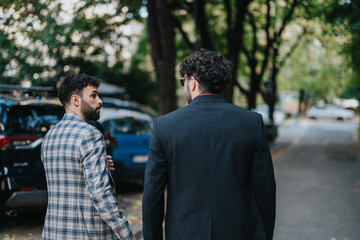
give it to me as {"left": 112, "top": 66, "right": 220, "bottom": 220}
{"left": 251, "top": 105, "right": 285, "bottom": 142}
{"left": 306, "top": 105, "right": 355, "bottom": 121}
{"left": 98, "top": 108, "right": 153, "bottom": 183}
{"left": 0, "top": 97, "right": 114, "bottom": 216}
{"left": 101, "top": 97, "right": 152, "bottom": 114}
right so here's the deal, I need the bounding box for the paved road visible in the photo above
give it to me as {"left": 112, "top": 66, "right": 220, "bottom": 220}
{"left": 273, "top": 119, "right": 360, "bottom": 240}
{"left": 1, "top": 118, "right": 359, "bottom": 240}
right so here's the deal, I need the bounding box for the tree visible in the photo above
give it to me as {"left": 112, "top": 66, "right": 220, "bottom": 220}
{"left": 0, "top": 1, "right": 155, "bottom": 105}
{"left": 240, "top": 0, "right": 302, "bottom": 119}
{"left": 147, "top": 0, "right": 177, "bottom": 115}
{"left": 169, "top": 0, "right": 254, "bottom": 103}
{"left": 326, "top": 1, "right": 360, "bottom": 102}
{"left": 278, "top": 23, "right": 353, "bottom": 105}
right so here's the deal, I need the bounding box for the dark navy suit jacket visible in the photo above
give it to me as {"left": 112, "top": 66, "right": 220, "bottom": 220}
{"left": 142, "top": 95, "right": 276, "bottom": 240}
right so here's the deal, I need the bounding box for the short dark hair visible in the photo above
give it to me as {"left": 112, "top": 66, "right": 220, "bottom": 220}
{"left": 179, "top": 49, "right": 232, "bottom": 94}
{"left": 58, "top": 73, "right": 100, "bottom": 107}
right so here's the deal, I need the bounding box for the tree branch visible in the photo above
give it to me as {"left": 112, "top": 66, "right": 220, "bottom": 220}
{"left": 259, "top": 0, "right": 272, "bottom": 80}
{"left": 235, "top": 81, "right": 249, "bottom": 96}
{"left": 170, "top": 13, "right": 194, "bottom": 50}
{"left": 247, "top": 11, "right": 258, "bottom": 59}
{"left": 196, "top": 0, "right": 214, "bottom": 50}
{"left": 259, "top": 90, "right": 270, "bottom": 105}
{"left": 275, "top": 0, "right": 298, "bottom": 39}
{"left": 224, "top": 0, "right": 232, "bottom": 52}
{"left": 242, "top": 46, "right": 251, "bottom": 63}
{"left": 278, "top": 28, "right": 305, "bottom": 68}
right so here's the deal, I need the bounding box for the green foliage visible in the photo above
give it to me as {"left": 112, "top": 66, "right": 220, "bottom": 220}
{"left": 0, "top": 0, "right": 154, "bottom": 106}
{"left": 278, "top": 21, "right": 353, "bottom": 104}
{"left": 325, "top": 1, "right": 360, "bottom": 100}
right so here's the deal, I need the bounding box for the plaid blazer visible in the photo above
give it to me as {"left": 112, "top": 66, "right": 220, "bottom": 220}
{"left": 41, "top": 112, "right": 133, "bottom": 240}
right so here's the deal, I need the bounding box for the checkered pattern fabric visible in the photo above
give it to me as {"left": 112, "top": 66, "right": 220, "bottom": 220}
{"left": 41, "top": 113, "right": 133, "bottom": 240}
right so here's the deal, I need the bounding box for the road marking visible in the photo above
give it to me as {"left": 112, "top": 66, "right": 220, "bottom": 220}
{"left": 272, "top": 139, "right": 297, "bottom": 160}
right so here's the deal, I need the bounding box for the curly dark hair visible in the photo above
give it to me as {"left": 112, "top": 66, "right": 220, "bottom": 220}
{"left": 58, "top": 73, "right": 100, "bottom": 107}
{"left": 179, "top": 49, "right": 232, "bottom": 94}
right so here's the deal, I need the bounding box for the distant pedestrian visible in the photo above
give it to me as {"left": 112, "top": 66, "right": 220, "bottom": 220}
{"left": 142, "top": 49, "right": 276, "bottom": 240}
{"left": 41, "top": 73, "right": 136, "bottom": 240}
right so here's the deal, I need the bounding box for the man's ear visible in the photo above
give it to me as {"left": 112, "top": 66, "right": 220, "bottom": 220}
{"left": 71, "top": 94, "right": 80, "bottom": 107}
{"left": 191, "top": 77, "right": 196, "bottom": 91}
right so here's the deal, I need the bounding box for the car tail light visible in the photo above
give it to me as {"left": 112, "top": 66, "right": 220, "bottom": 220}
{"left": 0, "top": 137, "right": 10, "bottom": 149}
{"left": 0, "top": 136, "right": 38, "bottom": 149}
{"left": 104, "top": 135, "right": 117, "bottom": 148}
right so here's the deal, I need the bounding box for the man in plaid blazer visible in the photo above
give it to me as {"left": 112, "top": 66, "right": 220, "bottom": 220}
{"left": 41, "top": 74, "right": 135, "bottom": 240}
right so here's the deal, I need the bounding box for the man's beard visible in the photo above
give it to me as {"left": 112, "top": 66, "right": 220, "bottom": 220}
{"left": 81, "top": 98, "right": 101, "bottom": 121}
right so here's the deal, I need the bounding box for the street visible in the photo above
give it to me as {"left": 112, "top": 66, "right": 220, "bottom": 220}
{"left": 273, "top": 118, "right": 360, "bottom": 240}
{"left": 1, "top": 118, "right": 359, "bottom": 240}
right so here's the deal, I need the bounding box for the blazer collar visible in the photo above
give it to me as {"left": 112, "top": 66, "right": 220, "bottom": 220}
{"left": 190, "top": 94, "right": 226, "bottom": 104}
{"left": 62, "top": 112, "right": 86, "bottom": 122}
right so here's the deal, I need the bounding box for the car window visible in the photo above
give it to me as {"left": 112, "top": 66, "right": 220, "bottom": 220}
{"left": 4, "top": 105, "right": 65, "bottom": 135}
{"left": 103, "top": 118, "right": 152, "bottom": 134}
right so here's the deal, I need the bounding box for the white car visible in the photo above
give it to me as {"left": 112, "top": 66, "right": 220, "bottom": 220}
{"left": 306, "top": 105, "right": 355, "bottom": 121}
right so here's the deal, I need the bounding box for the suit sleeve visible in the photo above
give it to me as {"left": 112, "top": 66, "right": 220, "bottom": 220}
{"left": 80, "top": 129, "right": 134, "bottom": 240}
{"left": 251, "top": 115, "right": 276, "bottom": 240}
{"left": 142, "top": 118, "right": 168, "bottom": 240}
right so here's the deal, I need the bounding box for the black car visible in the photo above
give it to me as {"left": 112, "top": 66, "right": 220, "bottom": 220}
{"left": 0, "top": 97, "right": 115, "bottom": 216}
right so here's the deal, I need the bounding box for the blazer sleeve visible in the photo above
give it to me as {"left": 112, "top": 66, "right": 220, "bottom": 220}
{"left": 80, "top": 129, "right": 134, "bottom": 240}
{"left": 142, "top": 118, "right": 168, "bottom": 240}
{"left": 251, "top": 115, "right": 276, "bottom": 240}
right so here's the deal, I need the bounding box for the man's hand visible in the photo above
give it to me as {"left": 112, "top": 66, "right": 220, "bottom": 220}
{"left": 131, "top": 237, "right": 136, "bottom": 240}
{"left": 107, "top": 155, "right": 115, "bottom": 171}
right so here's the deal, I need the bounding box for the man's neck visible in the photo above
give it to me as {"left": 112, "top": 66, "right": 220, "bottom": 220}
{"left": 66, "top": 108, "right": 86, "bottom": 121}
{"left": 198, "top": 92, "right": 218, "bottom": 97}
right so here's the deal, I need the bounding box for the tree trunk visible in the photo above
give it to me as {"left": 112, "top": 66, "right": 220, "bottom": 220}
{"left": 195, "top": 0, "right": 214, "bottom": 50}
{"left": 222, "top": 0, "right": 252, "bottom": 103}
{"left": 147, "top": 0, "right": 177, "bottom": 115}
{"left": 268, "top": 64, "right": 278, "bottom": 122}
{"left": 247, "top": 90, "right": 257, "bottom": 110}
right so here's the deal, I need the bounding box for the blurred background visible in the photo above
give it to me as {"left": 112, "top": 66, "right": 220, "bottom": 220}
{"left": 0, "top": 0, "right": 359, "bottom": 239}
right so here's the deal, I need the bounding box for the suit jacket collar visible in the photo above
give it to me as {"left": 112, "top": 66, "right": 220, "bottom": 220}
{"left": 190, "top": 94, "right": 226, "bottom": 104}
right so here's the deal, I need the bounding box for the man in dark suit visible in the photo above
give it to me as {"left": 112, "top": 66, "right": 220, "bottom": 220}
{"left": 142, "top": 49, "right": 276, "bottom": 240}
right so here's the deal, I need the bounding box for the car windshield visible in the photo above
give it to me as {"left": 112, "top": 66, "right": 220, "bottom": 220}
{"left": 103, "top": 118, "right": 152, "bottom": 134}
{"left": 3, "top": 105, "right": 65, "bottom": 135}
